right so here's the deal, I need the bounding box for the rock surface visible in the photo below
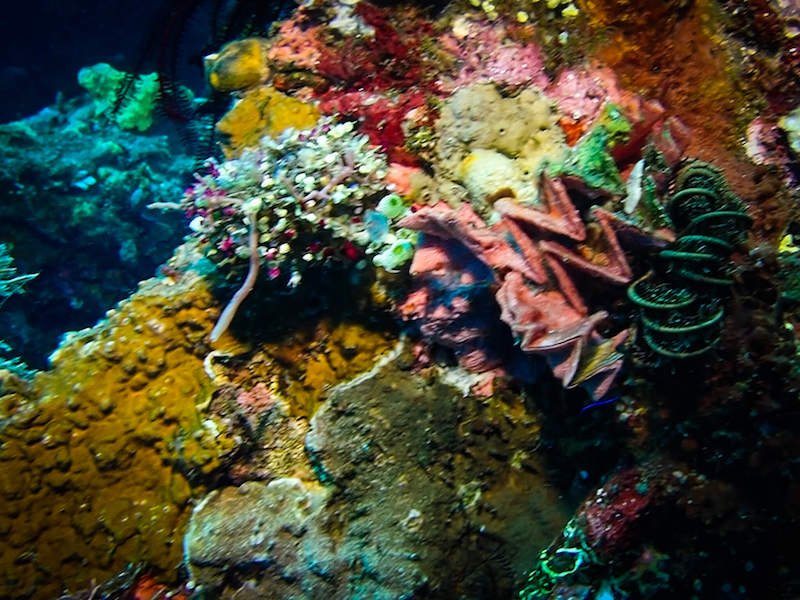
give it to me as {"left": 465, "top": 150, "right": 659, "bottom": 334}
{"left": 184, "top": 360, "right": 570, "bottom": 598}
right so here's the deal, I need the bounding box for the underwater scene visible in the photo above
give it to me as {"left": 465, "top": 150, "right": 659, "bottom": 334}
{"left": 1, "top": 0, "right": 799, "bottom": 598}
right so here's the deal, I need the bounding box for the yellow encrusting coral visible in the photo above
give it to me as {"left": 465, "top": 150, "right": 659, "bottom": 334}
{"left": 216, "top": 85, "right": 321, "bottom": 156}
{"left": 0, "top": 269, "right": 237, "bottom": 599}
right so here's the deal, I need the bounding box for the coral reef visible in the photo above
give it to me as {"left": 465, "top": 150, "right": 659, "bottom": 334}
{"left": 3, "top": 0, "right": 800, "bottom": 598}
{"left": 435, "top": 83, "right": 566, "bottom": 205}
{"left": 0, "top": 244, "right": 37, "bottom": 377}
{"left": 399, "top": 187, "right": 636, "bottom": 399}
{"left": 0, "top": 92, "right": 190, "bottom": 367}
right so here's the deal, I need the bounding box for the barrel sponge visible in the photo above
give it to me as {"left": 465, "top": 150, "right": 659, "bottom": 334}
{"left": 457, "top": 148, "right": 538, "bottom": 205}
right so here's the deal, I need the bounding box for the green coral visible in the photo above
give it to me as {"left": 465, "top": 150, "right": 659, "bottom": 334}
{"left": 518, "top": 518, "right": 596, "bottom": 599}
{"left": 598, "top": 103, "right": 632, "bottom": 146}
{"left": 550, "top": 124, "right": 625, "bottom": 195}
{"left": 77, "top": 63, "right": 160, "bottom": 132}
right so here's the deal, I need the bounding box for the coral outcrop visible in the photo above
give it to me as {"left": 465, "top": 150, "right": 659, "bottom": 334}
{"left": 5, "top": 1, "right": 800, "bottom": 598}
{"left": 185, "top": 360, "right": 570, "bottom": 598}
{"left": 0, "top": 256, "right": 234, "bottom": 598}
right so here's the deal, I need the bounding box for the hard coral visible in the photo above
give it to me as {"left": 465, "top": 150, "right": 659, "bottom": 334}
{"left": 0, "top": 262, "right": 236, "bottom": 599}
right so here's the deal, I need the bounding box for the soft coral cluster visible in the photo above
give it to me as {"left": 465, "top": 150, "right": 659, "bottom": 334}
{"left": 171, "top": 117, "right": 415, "bottom": 339}
{"left": 399, "top": 175, "right": 635, "bottom": 399}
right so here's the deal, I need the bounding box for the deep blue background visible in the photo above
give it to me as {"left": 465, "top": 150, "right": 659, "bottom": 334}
{"left": 0, "top": 0, "right": 206, "bottom": 121}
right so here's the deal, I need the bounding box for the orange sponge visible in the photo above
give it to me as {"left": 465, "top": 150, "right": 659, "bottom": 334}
{"left": 216, "top": 85, "right": 321, "bottom": 156}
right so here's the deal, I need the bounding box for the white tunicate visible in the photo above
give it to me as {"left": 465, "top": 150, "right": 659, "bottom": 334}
{"left": 624, "top": 159, "right": 645, "bottom": 214}
{"left": 302, "top": 176, "right": 317, "bottom": 193}
{"left": 242, "top": 197, "right": 262, "bottom": 215}
{"left": 373, "top": 240, "right": 414, "bottom": 272}
{"left": 376, "top": 193, "right": 407, "bottom": 219}
{"left": 288, "top": 271, "right": 302, "bottom": 287}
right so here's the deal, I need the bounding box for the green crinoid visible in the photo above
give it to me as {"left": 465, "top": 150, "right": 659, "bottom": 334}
{"left": 628, "top": 160, "right": 751, "bottom": 360}
{"left": 628, "top": 274, "right": 724, "bottom": 358}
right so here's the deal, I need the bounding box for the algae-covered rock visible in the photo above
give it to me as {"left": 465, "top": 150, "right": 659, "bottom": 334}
{"left": 185, "top": 478, "right": 334, "bottom": 593}
{"left": 185, "top": 359, "right": 570, "bottom": 599}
